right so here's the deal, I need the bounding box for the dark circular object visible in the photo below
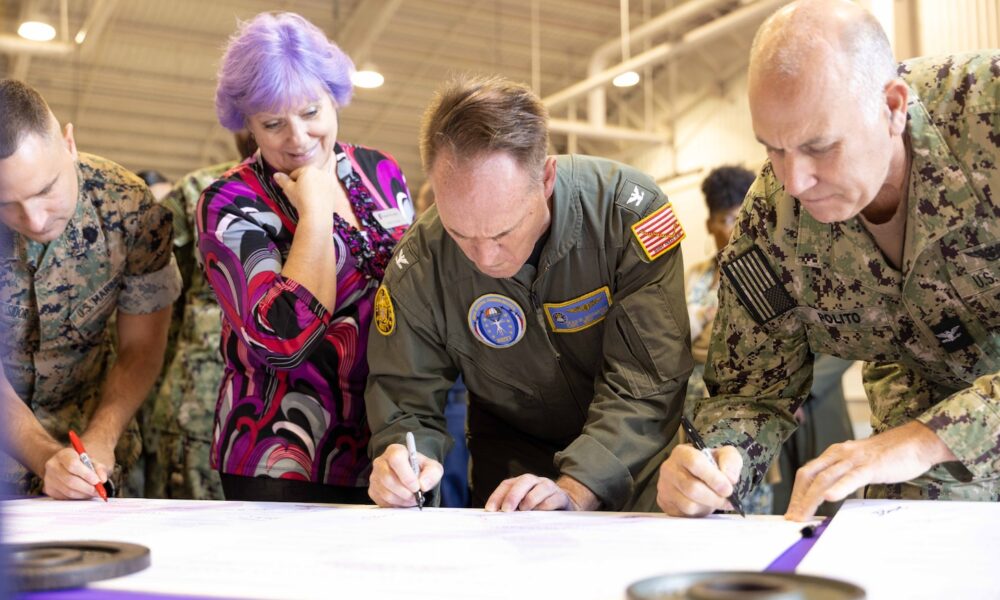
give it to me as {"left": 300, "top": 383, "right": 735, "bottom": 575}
{"left": 6, "top": 540, "right": 151, "bottom": 592}
{"left": 627, "top": 571, "right": 865, "bottom": 600}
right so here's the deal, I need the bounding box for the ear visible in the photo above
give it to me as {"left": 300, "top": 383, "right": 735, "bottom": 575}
{"left": 62, "top": 123, "right": 79, "bottom": 160}
{"left": 541, "top": 155, "right": 557, "bottom": 198}
{"left": 884, "top": 79, "right": 909, "bottom": 137}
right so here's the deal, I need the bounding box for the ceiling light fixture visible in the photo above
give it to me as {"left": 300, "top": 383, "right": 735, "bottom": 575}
{"left": 352, "top": 67, "right": 384, "bottom": 89}
{"left": 18, "top": 19, "right": 56, "bottom": 42}
{"left": 612, "top": 71, "right": 640, "bottom": 87}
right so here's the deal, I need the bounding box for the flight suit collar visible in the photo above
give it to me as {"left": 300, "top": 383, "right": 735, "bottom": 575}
{"left": 538, "top": 155, "right": 582, "bottom": 271}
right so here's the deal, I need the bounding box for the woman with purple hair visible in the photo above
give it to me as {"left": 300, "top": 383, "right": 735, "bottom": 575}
{"left": 196, "top": 12, "right": 412, "bottom": 502}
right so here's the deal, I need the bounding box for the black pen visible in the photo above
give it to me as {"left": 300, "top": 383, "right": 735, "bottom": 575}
{"left": 680, "top": 416, "right": 746, "bottom": 518}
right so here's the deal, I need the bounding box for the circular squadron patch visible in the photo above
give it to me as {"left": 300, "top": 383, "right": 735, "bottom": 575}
{"left": 467, "top": 294, "right": 526, "bottom": 349}
{"left": 374, "top": 285, "right": 395, "bottom": 336}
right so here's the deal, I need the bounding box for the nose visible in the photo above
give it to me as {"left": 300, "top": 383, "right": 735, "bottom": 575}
{"left": 287, "top": 118, "right": 310, "bottom": 148}
{"left": 780, "top": 152, "right": 816, "bottom": 198}
{"left": 469, "top": 240, "right": 503, "bottom": 271}
{"left": 23, "top": 203, "right": 48, "bottom": 234}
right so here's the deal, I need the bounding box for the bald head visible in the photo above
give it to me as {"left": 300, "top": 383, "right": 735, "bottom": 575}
{"left": 749, "top": 0, "right": 897, "bottom": 121}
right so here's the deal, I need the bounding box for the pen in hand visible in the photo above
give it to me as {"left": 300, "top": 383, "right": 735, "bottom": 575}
{"left": 405, "top": 431, "right": 425, "bottom": 510}
{"left": 68, "top": 430, "right": 108, "bottom": 502}
{"left": 679, "top": 416, "right": 745, "bottom": 518}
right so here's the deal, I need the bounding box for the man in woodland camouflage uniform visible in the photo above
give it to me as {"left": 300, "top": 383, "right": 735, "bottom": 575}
{"left": 657, "top": 0, "right": 1000, "bottom": 520}
{"left": 0, "top": 79, "right": 180, "bottom": 499}
{"left": 144, "top": 135, "right": 255, "bottom": 500}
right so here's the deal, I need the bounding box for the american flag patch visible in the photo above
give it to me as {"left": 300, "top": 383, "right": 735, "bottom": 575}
{"left": 721, "top": 246, "right": 796, "bottom": 325}
{"left": 631, "top": 203, "right": 685, "bottom": 261}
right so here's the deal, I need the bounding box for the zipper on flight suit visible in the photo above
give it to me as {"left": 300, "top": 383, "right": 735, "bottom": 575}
{"left": 529, "top": 283, "right": 587, "bottom": 420}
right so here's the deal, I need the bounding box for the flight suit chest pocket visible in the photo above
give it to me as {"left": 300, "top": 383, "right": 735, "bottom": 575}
{"left": 452, "top": 347, "right": 545, "bottom": 415}
{"left": 798, "top": 307, "right": 897, "bottom": 361}
{"left": 63, "top": 273, "right": 122, "bottom": 347}
{"left": 949, "top": 246, "right": 1000, "bottom": 328}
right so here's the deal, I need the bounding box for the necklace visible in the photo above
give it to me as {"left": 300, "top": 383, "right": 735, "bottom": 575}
{"left": 331, "top": 145, "right": 397, "bottom": 281}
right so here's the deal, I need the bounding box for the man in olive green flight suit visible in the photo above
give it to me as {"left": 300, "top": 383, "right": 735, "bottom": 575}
{"left": 366, "top": 75, "right": 692, "bottom": 512}
{"left": 0, "top": 79, "right": 180, "bottom": 499}
{"left": 658, "top": 0, "right": 1000, "bottom": 521}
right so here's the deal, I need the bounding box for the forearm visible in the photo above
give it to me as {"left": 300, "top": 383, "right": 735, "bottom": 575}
{"left": 85, "top": 350, "right": 164, "bottom": 449}
{"left": 282, "top": 214, "right": 337, "bottom": 311}
{"left": 556, "top": 475, "right": 601, "bottom": 511}
{"left": 86, "top": 307, "right": 171, "bottom": 450}
{"left": 1, "top": 375, "right": 62, "bottom": 476}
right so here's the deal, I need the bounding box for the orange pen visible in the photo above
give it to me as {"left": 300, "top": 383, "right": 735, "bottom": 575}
{"left": 67, "top": 430, "right": 109, "bottom": 502}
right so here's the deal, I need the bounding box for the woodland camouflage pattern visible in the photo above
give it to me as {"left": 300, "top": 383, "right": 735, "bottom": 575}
{"left": 143, "top": 161, "right": 235, "bottom": 500}
{"left": 0, "top": 153, "right": 181, "bottom": 496}
{"left": 699, "top": 52, "right": 1000, "bottom": 502}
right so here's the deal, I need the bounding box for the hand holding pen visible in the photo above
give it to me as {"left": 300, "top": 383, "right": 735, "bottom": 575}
{"left": 655, "top": 417, "right": 746, "bottom": 518}
{"left": 68, "top": 431, "right": 109, "bottom": 502}
{"left": 367, "top": 432, "right": 442, "bottom": 508}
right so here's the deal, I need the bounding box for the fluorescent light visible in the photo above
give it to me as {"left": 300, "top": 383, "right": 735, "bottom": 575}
{"left": 18, "top": 20, "right": 56, "bottom": 42}
{"left": 612, "top": 71, "right": 640, "bottom": 88}
{"left": 352, "top": 69, "right": 384, "bottom": 89}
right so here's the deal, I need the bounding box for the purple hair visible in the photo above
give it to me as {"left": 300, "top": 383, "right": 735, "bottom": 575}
{"left": 215, "top": 12, "right": 354, "bottom": 131}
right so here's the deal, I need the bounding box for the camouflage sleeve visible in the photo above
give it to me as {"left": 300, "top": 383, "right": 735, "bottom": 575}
{"left": 695, "top": 180, "right": 814, "bottom": 496}
{"left": 119, "top": 187, "right": 182, "bottom": 314}
{"left": 917, "top": 373, "right": 1000, "bottom": 480}
{"left": 554, "top": 190, "right": 694, "bottom": 510}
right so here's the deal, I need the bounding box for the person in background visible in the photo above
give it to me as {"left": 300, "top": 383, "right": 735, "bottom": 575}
{"left": 658, "top": 0, "right": 1000, "bottom": 521}
{"left": 142, "top": 132, "right": 255, "bottom": 500}
{"left": 197, "top": 12, "right": 411, "bottom": 503}
{"left": 137, "top": 170, "right": 172, "bottom": 202}
{"left": 0, "top": 79, "right": 180, "bottom": 499}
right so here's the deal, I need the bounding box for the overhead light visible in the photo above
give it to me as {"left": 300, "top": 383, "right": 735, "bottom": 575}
{"left": 612, "top": 71, "right": 640, "bottom": 88}
{"left": 18, "top": 20, "right": 56, "bottom": 42}
{"left": 352, "top": 67, "right": 384, "bottom": 89}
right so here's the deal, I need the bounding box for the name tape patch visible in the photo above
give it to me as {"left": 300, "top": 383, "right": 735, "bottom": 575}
{"left": 543, "top": 286, "right": 612, "bottom": 333}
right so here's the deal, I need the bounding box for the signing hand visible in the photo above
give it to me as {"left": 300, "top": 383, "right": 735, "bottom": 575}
{"left": 42, "top": 445, "right": 110, "bottom": 500}
{"left": 484, "top": 474, "right": 598, "bottom": 512}
{"left": 785, "top": 421, "right": 956, "bottom": 521}
{"left": 656, "top": 444, "right": 742, "bottom": 517}
{"left": 369, "top": 443, "right": 443, "bottom": 508}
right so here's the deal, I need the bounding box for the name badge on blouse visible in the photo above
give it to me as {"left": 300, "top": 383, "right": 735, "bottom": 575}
{"left": 373, "top": 208, "right": 409, "bottom": 230}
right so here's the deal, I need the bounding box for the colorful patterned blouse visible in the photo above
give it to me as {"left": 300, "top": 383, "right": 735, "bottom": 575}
{"left": 196, "top": 143, "right": 412, "bottom": 486}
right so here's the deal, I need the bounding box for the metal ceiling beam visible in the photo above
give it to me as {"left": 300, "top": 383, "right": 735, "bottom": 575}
{"left": 548, "top": 119, "right": 663, "bottom": 143}
{"left": 543, "top": 0, "right": 786, "bottom": 117}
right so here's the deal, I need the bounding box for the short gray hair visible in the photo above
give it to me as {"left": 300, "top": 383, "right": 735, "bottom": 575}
{"left": 749, "top": 1, "right": 897, "bottom": 122}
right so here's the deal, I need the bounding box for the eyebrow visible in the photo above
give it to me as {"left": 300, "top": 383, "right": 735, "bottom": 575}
{"left": 755, "top": 135, "right": 833, "bottom": 151}
{"left": 448, "top": 212, "right": 526, "bottom": 240}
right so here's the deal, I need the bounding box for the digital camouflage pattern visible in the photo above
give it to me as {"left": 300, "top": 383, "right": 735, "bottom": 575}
{"left": 0, "top": 153, "right": 181, "bottom": 496}
{"left": 684, "top": 257, "right": 773, "bottom": 514}
{"left": 143, "top": 161, "right": 236, "bottom": 500}
{"left": 700, "top": 52, "right": 1000, "bottom": 502}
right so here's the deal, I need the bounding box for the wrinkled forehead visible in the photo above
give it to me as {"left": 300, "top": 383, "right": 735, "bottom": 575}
{"left": 431, "top": 152, "right": 536, "bottom": 238}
